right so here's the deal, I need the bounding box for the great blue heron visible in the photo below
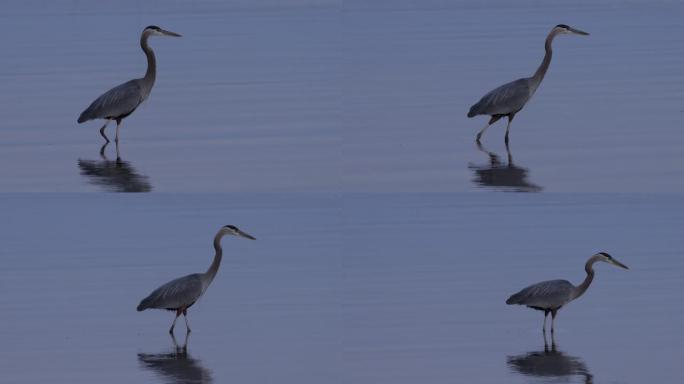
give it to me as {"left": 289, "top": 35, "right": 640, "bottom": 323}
{"left": 506, "top": 252, "right": 628, "bottom": 333}
{"left": 468, "top": 24, "right": 589, "bottom": 144}
{"left": 78, "top": 26, "right": 181, "bottom": 143}
{"left": 137, "top": 225, "right": 256, "bottom": 334}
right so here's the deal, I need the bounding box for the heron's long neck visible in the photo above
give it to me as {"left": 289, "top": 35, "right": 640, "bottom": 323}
{"left": 140, "top": 34, "right": 156, "bottom": 90}
{"left": 531, "top": 31, "right": 557, "bottom": 87}
{"left": 574, "top": 257, "right": 596, "bottom": 299}
{"left": 205, "top": 232, "right": 224, "bottom": 283}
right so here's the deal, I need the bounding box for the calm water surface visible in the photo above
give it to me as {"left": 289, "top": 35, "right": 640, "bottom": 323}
{"left": 1, "top": 194, "right": 340, "bottom": 383}
{"left": 342, "top": 194, "right": 684, "bottom": 383}
{"left": 1, "top": 194, "right": 682, "bottom": 383}
{"left": 1, "top": 1, "right": 683, "bottom": 192}
{"left": 0, "top": 1, "right": 340, "bottom": 192}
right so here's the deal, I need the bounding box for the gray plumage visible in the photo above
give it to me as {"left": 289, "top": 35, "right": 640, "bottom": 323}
{"left": 78, "top": 80, "right": 146, "bottom": 124}
{"left": 78, "top": 25, "right": 181, "bottom": 143}
{"left": 506, "top": 252, "right": 628, "bottom": 334}
{"left": 468, "top": 24, "right": 589, "bottom": 144}
{"left": 468, "top": 78, "right": 531, "bottom": 119}
{"left": 137, "top": 225, "right": 256, "bottom": 334}
{"left": 137, "top": 273, "right": 204, "bottom": 312}
{"left": 506, "top": 279, "right": 576, "bottom": 309}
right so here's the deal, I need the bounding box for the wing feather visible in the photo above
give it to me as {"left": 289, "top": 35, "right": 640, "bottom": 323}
{"left": 506, "top": 279, "right": 575, "bottom": 309}
{"left": 78, "top": 80, "right": 144, "bottom": 123}
{"left": 468, "top": 78, "right": 532, "bottom": 117}
{"left": 137, "top": 273, "right": 204, "bottom": 311}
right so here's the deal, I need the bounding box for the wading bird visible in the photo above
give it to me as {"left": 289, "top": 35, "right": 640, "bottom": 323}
{"left": 506, "top": 252, "right": 628, "bottom": 333}
{"left": 468, "top": 24, "right": 589, "bottom": 144}
{"left": 78, "top": 26, "right": 181, "bottom": 143}
{"left": 137, "top": 225, "right": 256, "bottom": 334}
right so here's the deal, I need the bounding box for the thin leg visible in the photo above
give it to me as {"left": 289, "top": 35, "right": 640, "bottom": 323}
{"left": 183, "top": 308, "right": 191, "bottom": 334}
{"left": 505, "top": 141, "right": 513, "bottom": 165}
{"left": 476, "top": 122, "right": 491, "bottom": 142}
{"left": 543, "top": 310, "right": 549, "bottom": 333}
{"left": 115, "top": 140, "right": 121, "bottom": 163}
{"left": 550, "top": 309, "right": 558, "bottom": 334}
{"left": 169, "top": 309, "right": 181, "bottom": 334}
{"left": 115, "top": 119, "right": 122, "bottom": 143}
{"left": 169, "top": 332, "right": 179, "bottom": 349}
{"left": 476, "top": 115, "right": 501, "bottom": 142}
{"left": 99, "top": 142, "right": 109, "bottom": 157}
{"left": 504, "top": 114, "right": 516, "bottom": 145}
{"left": 180, "top": 330, "right": 190, "bottom": 351}
{"left": 99, "top": 121, "right": 110, "bottom": 143}
{"left": 504, "top": 120, "right": 511, "bottom": 145}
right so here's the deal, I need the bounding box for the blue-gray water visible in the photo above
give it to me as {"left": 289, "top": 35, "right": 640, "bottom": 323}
{"left": 1, "top": 194, "right": 340, "bottom": 383}
{"left": 1, "top": 0, "right": 684, "bottom": 383}
{"left": 1, "top": 194, "right": 683, "bottom": 383}
{"left": 1, "top": 0, "right": 683, "bottom": 192}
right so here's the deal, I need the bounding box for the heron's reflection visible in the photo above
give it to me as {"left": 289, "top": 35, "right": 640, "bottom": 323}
{"left": 507, "top": 334, "right": 593, "bottom": 383}
{"left": 138, "top": 333, "right": 213, "bottom": 384}
{"left": 77, "top": 142, "right": 152, "bottom": 192}
{"left": 468, "top": 142, "right": 542, "bottom": 192}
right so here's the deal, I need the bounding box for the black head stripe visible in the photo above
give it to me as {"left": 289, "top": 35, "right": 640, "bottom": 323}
{"left": 599, "top": 252, "right": 612, "bottom": 258}
{"left": 145, "top": 25, "right": 161, "bottom": 31}
{"left": 224, "top": 225, "right": 238, "bottom": 231}
{"left": 556, "top": 24, "right": 570, "bottom": 29}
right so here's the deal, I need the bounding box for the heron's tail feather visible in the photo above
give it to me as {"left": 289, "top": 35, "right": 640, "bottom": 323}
{"left": 77, "top": 110, "right": 90, "bottom": 124}
{"left": 467, "top": 104, "right": 480, "bottom": 118}
{"left": 506, "top": 293, "right": 521, "bottom": 305}
{"left": 137, "top": 298, "right": 151, "bottom": 312}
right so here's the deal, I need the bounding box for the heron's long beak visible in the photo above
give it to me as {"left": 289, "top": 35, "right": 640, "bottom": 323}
{"left": 237, "top": 230, "right": 256, "bottom": 240}
{"left": 569, "top": 27, "right": 589, "bottom": 36}
{"left": 610, "top": 258, "right": 629, "bottom": 270}
{"left": 161, "top": 29, "right": 182, "bottom": 37}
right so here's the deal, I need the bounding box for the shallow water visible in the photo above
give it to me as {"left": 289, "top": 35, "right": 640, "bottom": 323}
{"left": 0, "top": 1, "right": 340, "bottom": 193}
{"left": 1, "top": 0, "right": 683, "bottom": 383}
{"left": 341, "top": 193, "right": 684, "bottom": 383}
{"left": 1, "top": 1, "right": 683, "bottom": 192}
{"left": 1, "top": 194, "right": 340, "bottom": 383}
{"left": 1, "top": 194, "right": 683, "bottom": 383}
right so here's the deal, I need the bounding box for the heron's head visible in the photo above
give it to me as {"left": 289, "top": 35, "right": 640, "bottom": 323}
{"left": 594, "top": 252, "right": 629, "bottom": 269}
{"left": 143, "top": 25, "right": 182, "bottom": 38}
{"left": 221, "top": 225, "right": 256, "bottom": 240}
{"left": 553, "top": 24, "right": 589, "bottom": 36}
